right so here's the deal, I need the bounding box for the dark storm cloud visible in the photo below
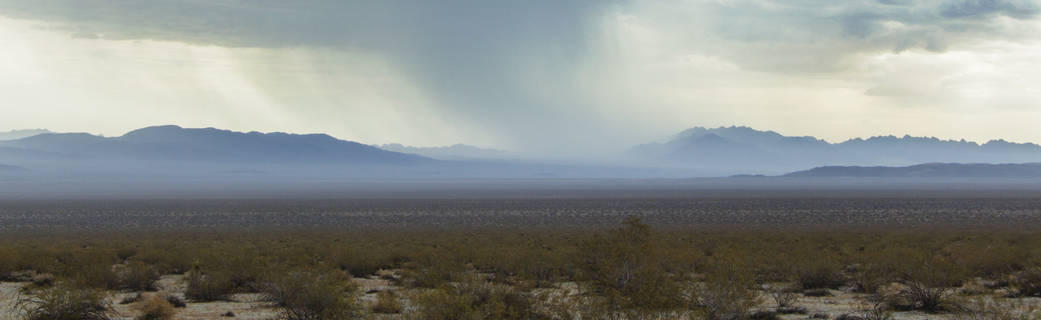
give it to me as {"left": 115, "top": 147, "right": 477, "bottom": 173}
{"left": 2, "top": 0, "right": 1040, "bottom": 152}
{"left": 2, "top": 0, "right": 1034, "bottom": 83}
{"left": 940, "top": 0, "right": 1040, "bottom": 18}
{"left": 0, "top": 0, "right": 622, "bottom": 150}
{"left": 0, "top": 1, "right": 600, "bottom": 48}
{"left": 674, "top": 0, "right": 1041, "bottom": 72}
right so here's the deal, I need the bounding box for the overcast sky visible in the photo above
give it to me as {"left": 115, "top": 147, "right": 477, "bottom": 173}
{"left": 1, "top": 0, "right": 1040, "bottom": 155}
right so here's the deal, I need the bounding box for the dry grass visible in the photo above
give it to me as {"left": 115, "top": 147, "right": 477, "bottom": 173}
{"left": 14, "top": 282, "right": 113, "bottom": 320}
{"left": 3, "top": 217, "right": 1041, "bottom": 318}
{"left": 370, "top": 290, "right": 402, "bottom": 314}
{"left": 133, "top": 294, "right": 176, "bottom": 320}
{"left": 261, "top": 269, "right": 358, "bottom": 320}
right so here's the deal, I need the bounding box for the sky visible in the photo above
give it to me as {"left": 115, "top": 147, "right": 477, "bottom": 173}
{"left": 1, "top": 0, "right": 1040, "bottom": 156}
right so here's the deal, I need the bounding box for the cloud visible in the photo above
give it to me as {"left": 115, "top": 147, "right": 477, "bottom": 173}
{"left": 1, "top": 0, "right": 1040, "bottom": 153}
{"left": 940, "top": 0, "right": 1040, "bottom": 19}
{"left": 0, "top": 0, "right": 631, "bottom": 153}
{"left": 613, "top": 0, "right": 1041, "bottom": 73}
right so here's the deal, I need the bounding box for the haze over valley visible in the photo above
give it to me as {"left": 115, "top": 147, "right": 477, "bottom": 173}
{"left": 0, "top": 124, "right": 1039, "bottom": 198}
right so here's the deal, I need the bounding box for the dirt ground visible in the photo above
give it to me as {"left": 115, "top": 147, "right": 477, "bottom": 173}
{"left": 3, "top": 274, "right": 1040, "bottom": 320}
{"left": 0, "top": 274, "right": 393, "bottom": 320}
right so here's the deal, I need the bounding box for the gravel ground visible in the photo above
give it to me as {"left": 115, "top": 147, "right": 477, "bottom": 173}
{"left": 1, "top": 197, "right": 1040, "bottom": 231}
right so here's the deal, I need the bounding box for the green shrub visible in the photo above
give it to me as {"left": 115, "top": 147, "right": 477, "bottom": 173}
{"left": 410, "top": 287, "right": 475, "bottom": 320}
{"left": 1009, "top": 267, "right": 1041, "bottom": 297}
{"left": 410, "top": 278, "right": 538, "bottom": 320}
{"left": 164, "top": 294, "right": 186, "bottom": 308}
{"left": 579, "top": 217, "right": 685, "bottom": 313}
{"left": 371, "top": 290, "right": 403, "bottom": 314}
{"left": 116, "top": 261, "right": 160, "bottom": 291}
{"left": 184, "top": 271, "right": 235, "bottom": 302}
{"left": 15, "top": 282, "right": 113, "bottom": 320}
{"left": 895, "top": 253, "right": 967, "bottom": 312}
{"left": 133, "top": 294, "right": 176, "bottom": 320}
{"left": 116, "top": 248, "right": 138, "bottom": 262}
{"left": 261, "top": 269, "right": 358, "bottom": 320}
{"left": 795, "top": 259, "right": 846, "bottom": 290}
{"left": 692, "top": 251, "right": 761, "bottom": 320}
{"left": 766, "top": 285, "right": 799, "bottom": 310}
{"left": 72, "top": 264, "right": 120, "bottom": 290}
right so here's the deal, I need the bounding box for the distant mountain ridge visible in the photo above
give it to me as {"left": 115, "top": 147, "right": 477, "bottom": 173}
{"left": 632, "top": 126, "right": 1041, "bottom": 173}
{"left": 0, "top": 129, "right": 50, "bottom": 141}
{"left": 784, "top": 163, "right": 1041, "bottom": 178}
{"left": 0, "top": 125, "right": 430, "bottom": 165}
{"left": 3, "top": 124, "right": 1040, "bottom": 179}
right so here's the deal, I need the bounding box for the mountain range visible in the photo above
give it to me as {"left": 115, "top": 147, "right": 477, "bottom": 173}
{"left": 0, "top": 125, "right": 684, "bottom": 180}
{"left": 0, "top": 125, "right": 428, "bottom": 165}
{"left": 1, "top": 125, "right": 1040, "bottom": 180}
{"left": 631, "top": 126, "right": 1041, "bottom": 174}
{"left": 785, "top": 163, "right": 1041, "bottom": 178}
{"left": 0, "top": 129, "right": 50, "bottom": 141}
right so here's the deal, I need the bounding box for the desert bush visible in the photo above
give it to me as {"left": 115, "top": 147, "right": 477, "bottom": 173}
{"left": 580, "top": 217, "right": 685, "bottom": 313}
{"left": 15, "top": 282, "right": 113, "bottom": 320}
{"left": 1008, "top": 267, "right": 1041, "bottom": 297}
{"left": 116, "top": 248, "right": 138, "bottom": 262}
{"left": 135, "top": 246, "right": 194, "bottom": 275}
{"left": 31, "top": 273, "right": 56, "bottom": 287}
{"left": 947, "top": 241, "right": 1026, "bottom": 278}
{"left": 133, "top": 294, "right": 176, "bottom": 320}
{"left": 401, "top": 262, "right": 459, "bottom": 289}
{"left": 206, "top": 253, "right": 267, "bottom": 293}
{"left": 0, "top": 247, "right": 16, "bottom": 278}
{"left": 164, "top": 294, "right": 186, "bottom": 308}
{"left": 409, "top": 288, "right": 474, "bottom": 320}
{"left": 692, "top": 251, "right": 761, "bottom": 320}
{"left": 116, "top": 261, "right": 160, "bottom": 291}
{"left": 371, "top": 290, "right": 403, "bottom": 314}
{"left": 794, "top": 259, "right": 846, "bottom": 290}
{"left": 261, "top": 269, "right": 358, "bottom": 320}
{"left": 184, "top": 270, "right": 235, "bottom": 302}
{"left": 766, "top": 285, "right": 798, "bottom": 308}
{"left": 896, "top": 254, "right": 966, "bottom": 312}
{"left": 850, "top": 266, "right": 892, "bottom": 294}
{"left": 9, "top": 222, "right": 1041, "bottom": 319}
{"left": 410, "top": 277, "right": 538, "bottom": 320}
{"left": 766, "top": 285, "right": 806, "bottom": 314}
{"left": 330, "top": 246, "right": 399, "bottom": 277}
{"left": 72, "top": 264, "right": 120, "bottom": 290}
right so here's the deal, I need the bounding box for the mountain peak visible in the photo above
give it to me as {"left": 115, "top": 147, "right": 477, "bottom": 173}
{"left": 121, "top": 125, "right": 216, "bottom": 140}
{"left": 784, "top": 163, "right": 1041, "bottom": 178}
{"left": 2, "top": 125, "right": 431, "bottom": 165}
{"left": 0, "top": 129, "right": 52, "bottom": 141}
{"left": 634, "top": 125, "right": 1041, "bottom": 173}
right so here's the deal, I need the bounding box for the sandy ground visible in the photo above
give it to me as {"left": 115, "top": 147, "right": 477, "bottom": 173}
{"left": 0, "top": 282, "right": 24, "bottom": 320}
{"left": 3, "top": 275, "right": 1041, "bottom": 320}
{"left": 0, "top": 274, "right": 398, "bottom": 320}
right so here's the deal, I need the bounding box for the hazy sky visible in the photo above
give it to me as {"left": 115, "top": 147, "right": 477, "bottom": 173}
{"left": 1, "top": 0, "right": 1040, "bottom": 155}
